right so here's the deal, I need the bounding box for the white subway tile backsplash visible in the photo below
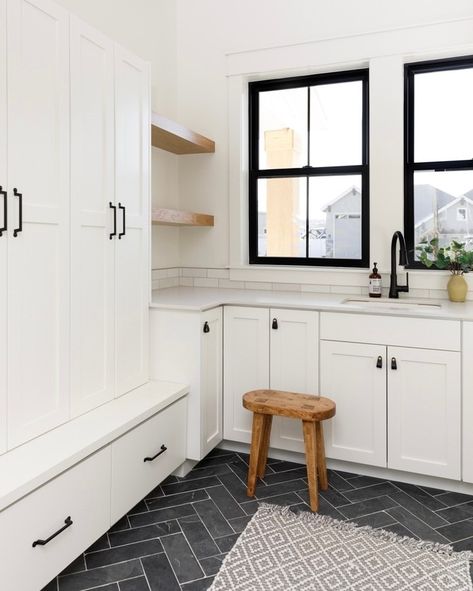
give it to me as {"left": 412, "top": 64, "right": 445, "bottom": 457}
{"left": 301, "top": 284, "right": 331, "bottom": 294}
{"left": 182, "top": 268, "right": 208, "bottom": 278}
{"left": 245, "top": 282, "right": 272, "bottom": 290}
{"left": 330, "top": 285, "right": 362, "bottom": 295}
{"left": 152, "top": 266, "right": 451, "bottom": 302}
{"left": 207, "top": 269, "right": 230, "bottom": 279}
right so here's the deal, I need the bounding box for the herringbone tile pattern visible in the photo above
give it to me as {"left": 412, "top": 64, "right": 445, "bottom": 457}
{"left": 42, "top": 449, "right": 473, "bottom": 591}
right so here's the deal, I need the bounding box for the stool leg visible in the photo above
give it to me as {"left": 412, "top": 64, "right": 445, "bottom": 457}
{"left": 257, "top": 415, "right": 273, "bottom": 479}
{"left": 316, "top": 422, "right": 328, "bottom": 491}
{"left": 247, "top": 413, "right": 265, "bottom": 497}
{"left": 302, "top": 420, "right": 319, "bottom": 512}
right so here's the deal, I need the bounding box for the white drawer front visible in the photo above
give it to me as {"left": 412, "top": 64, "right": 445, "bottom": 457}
{"left": 0, "top": 447, "right": 111, "bottom": 591}
{"left": 111, "top": 398, "right": 187, "bottom": 523}
{"left": 320, "top": 312, "right": 460, "bottom": 351}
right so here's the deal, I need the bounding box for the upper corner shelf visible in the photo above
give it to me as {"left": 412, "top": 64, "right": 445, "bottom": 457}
{"left": 151, "top": 113, "right": 215, "bottom": 155}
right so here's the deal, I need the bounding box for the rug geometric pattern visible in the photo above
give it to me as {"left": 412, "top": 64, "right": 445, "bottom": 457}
{"left": 210, "top": 504, "right": 472, "bottom": 591}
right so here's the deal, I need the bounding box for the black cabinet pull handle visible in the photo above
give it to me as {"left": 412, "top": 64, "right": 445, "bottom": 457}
{"left": 376, "top": 356, "right": 383, "bottom": 369}
{"left": 0, "top": 186, "right": 6, "bottom": 237}
{"left": 13, "top": 188, "right": 22, "bottom": 237}
{"left": 391, "top": 357, "right": 397, "bottom": 370}
{"left": 272, "top": 318, "right": 278, "bottom": 330}
{"left": 109, "top": 202, "right": 117, "bottom": 239}
{"left": 203, "top": 321, "right": 210, "bottom": 333}
{"left": 118, "top": 203, "right": 126, "bottom": 239}
{"left": 144, "top": 444, "right": 167, "bottom": 463}
{"left": 32, "top": 516, "right": 73, "bottom": 548}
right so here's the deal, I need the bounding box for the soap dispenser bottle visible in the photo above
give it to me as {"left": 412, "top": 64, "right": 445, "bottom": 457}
{"left": 369, "top": 263, "right": 382, "bottom": 298}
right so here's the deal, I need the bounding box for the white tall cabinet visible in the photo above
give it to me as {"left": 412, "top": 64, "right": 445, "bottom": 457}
{"left": 70, "top": 18, "right": 115, "bottom": 417}
{"left": 0, "top": 0, "right": 6, "bottom": 454}
{"left": 70, "top": 27, "right": 150, "bottom": 416}
{"left": 0, "top": 1, "right": 150, "bottom": 451}
{"left": 6, "top": 0, "right": 70, "bottom": 448}
{"left": 114, "top": 46, "right": 150, "bottom": 397}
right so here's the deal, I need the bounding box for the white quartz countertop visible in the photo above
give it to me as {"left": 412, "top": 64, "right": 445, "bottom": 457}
{"left": 150, "top": 286, "right": 473, "bottom": 321}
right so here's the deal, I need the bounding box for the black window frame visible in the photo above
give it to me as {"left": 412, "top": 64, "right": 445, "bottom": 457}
{"left": 404, "top": 55, "right": 473, "bottom": 269}
{"left": 248, "top": 69, "right": 370, "bottom": 268}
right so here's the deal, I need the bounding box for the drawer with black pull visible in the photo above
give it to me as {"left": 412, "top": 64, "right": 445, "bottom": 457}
{"left": 110, "top": 397, "right": 187, "bottom": 523}
{"left": 0, "top": 447, "right": 111, "bottom": 591}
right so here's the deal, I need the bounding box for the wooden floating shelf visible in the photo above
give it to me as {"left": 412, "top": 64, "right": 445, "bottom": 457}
{"left": 151, "top": 113, "right": 215, "bottom": 155}
{"left": 152, "top": 208, "right": 214, "bottom": 227}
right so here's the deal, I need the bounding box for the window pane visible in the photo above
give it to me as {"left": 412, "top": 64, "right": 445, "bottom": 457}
{"left": 259, "top": 88, "right": 308, "bottom": 169}
{"left": 308, "top": 176, "right": 362, "bottom": 259}
{"left": 413, "top": 169, "right": 473, "bottom": 257}
{"left": 257, "top": 177, "right": 307, "bottom": 257}
{"left": 310, "top": 81, "right": 363, "bottom": 167}
{"left": 414, "top": 67, "right": 473, "bottom": 162}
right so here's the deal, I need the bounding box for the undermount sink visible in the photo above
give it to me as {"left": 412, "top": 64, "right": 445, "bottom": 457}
{"left": 341, "top": 297, "right": 442, "bottom": 311}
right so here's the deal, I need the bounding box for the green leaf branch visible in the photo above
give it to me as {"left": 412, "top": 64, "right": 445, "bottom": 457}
{"left": 416, "top": 238, "right": 473, "bottom": 274}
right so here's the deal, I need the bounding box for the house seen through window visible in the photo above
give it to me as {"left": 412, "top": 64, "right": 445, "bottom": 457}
{"left": 405, "top": 56, "right": 473, "bottom": 264}
{"left": 249, "top": 70, "right": 369, "bottom": 267}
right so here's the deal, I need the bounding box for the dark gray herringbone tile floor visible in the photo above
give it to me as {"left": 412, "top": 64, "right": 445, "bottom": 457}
{"left": 42, "top": 449, "right": 473, "bottom": 591}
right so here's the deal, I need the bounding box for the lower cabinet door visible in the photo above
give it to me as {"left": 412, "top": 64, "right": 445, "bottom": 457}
{"left": 0, "top": 447, "right": 111, "bottom": 591}
{"left": 321, "top": 340, "right": 387, "bottom": 467}
{"left": 388, "top": 346, "right": 461, "bottom": 479}
{"left": 111, "top": 398, "right": 187, "bottom": 523}
{"left": 200, "top": 308, "right": 223, "bottom": 458}
{"left": 270, "top": 308, "right": 319, "bottom": 453}
{"left": 223, "top": 306, "right": 269, "bottom": 444}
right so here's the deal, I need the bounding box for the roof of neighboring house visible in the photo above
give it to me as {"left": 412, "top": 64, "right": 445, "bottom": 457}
{"left": 414, "top": 185, "right": 456, "bottom": 222}
{"left": 465, "top": 189, "right": 473, "bottom": 200}
{"left": 415, "top": 194, "right": 473, "bottom": 228}
{"left": 322, "top": 186, "right": 360, "bottom": 212}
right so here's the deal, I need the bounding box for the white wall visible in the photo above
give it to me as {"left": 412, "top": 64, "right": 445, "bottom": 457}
{"left": 175, "top": 0, "right": 473, "bottom": 291}
{"left": 57, "top": 0, "right": 181, "bottom": 269}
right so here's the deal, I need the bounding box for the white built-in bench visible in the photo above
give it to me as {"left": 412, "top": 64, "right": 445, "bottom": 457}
{"left": 0, "top": 381, "right": 189, "bottom": 591}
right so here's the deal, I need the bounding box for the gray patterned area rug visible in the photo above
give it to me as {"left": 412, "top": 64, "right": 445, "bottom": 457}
{"left": 210, "top": 503, "right": 473, "bottom": 591}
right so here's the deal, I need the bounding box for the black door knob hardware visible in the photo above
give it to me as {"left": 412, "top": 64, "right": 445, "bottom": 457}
{"left": 118, "top": 203, "right": 126, "bottom": 239}
{"left": 272, "top": 318, "right": 278, "bottom": 330}
{"left": 391, "top": 357, "right": 398, "bottom": 370}
{"left": 203, "top": 321, "right": 210, "bottom": 333}
{"left": 376, "top": 356, "right": 383, "bottom": 369}
{"left": 109, "top": 202, "right": 117, "bottom": 239}
{"left": 0, "top": 186, "right": 6, "bottom": 237}
{"left": 32, "top": 516, "right": 73, "bottom": 548}
{"left": 13, "top": 188, "right": 22, "bottom": 237}
{"left": 144, "top": 444, "right": 167, "bottom": 463}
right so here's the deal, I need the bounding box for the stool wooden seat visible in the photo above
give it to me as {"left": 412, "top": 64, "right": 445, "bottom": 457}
{"left": 243, "top": 390, "right": 336, "bottom": 512}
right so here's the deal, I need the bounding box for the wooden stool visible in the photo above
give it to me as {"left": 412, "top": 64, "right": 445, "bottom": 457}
{"left": 243, "top": 390, "right": 336, "bottom": 512}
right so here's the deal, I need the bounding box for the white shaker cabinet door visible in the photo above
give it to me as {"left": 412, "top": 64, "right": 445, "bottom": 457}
{"left": 270, "top": 308, "right": 318, "bottom": 453}
{"left": 0, "top": 0, "right": 6, "bottom": 455}
{"left": 321, "top": 340, "right": 387, "bottom": 467}
{"left": 7, "top": 0, "right": 70, "bottom": 448}
{"left": 223, "top": 306, "right": 269, "bottom": 443}
{"left": 388, "top": 346, "right": 461, "bottom": 480}
{"left": 201, "top": 307, "right": 223, "bottom": 457}
{"left": 114, "top": 45, "right": 150, "bottom": 397}
{"left": 70, "top": 17, "right": 115, "bottom": 417}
